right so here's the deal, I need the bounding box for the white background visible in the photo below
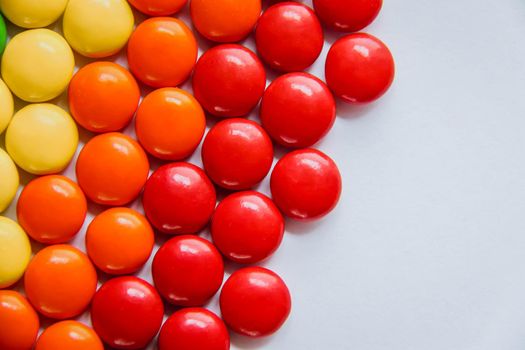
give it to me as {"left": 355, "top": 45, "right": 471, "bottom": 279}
{"left": 4, "top": 0, "right": 525, "bottom": 349}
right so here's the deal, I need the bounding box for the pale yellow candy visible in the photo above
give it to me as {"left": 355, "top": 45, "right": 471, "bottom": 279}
{"left": 1, "top": 29, "right": 75, "bottom": 102}
{"left": 0, "top": 78, "right": 13, "bottom": 134}
{"left": 0, "top": 0, "right": 68, "bottom": 28}
{"left": 6, "top": 104, "right": 78, "bottom": 175}
{"left": 0, "top": 216, "right": 31, "bottom": 289}
{"left": 63, "top": 0, "right": 134, "bottom": 58}
{"left": 0, "top": 148, "right": 18, "bottom": 213}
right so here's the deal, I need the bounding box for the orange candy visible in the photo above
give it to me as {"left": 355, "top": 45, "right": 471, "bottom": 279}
{"left": 136, "top": 88, "right": 206, "bottom": 160}
{"left": 24, "top": 245, "right": 97, "bottom": 319}
{"left": 191, "top": 0, "right": 261, "bottom": 42}
{"left": 76, "top": 132, "right": 150, "bottom": 206}
{"left": 0, "top": 291, "right": 39, "bottom": 350}
{"left": 128, "top": 17, "right": 197, "bottom": 88}
{"left": 128, "top": 0, "right": 187, "bottom": 16}
{"left": 69, "top": 62, "right": 140, "bottom": 133}
{"left": 86, "top": 207, "right": 155, "bottom": 275}
{"left": 17, "top": 175, "right": 87, "bottom": 244}
{"left": 35, "top": 321, "right": 103, "bottom": 350}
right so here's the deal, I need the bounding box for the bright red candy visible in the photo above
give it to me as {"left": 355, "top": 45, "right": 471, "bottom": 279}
{"left": 271, "top": 149, "right": 341, "bottom": 220}
{"left": 220, "top": 267, "right": 291, "bottom": 337}
{"left": 201, "top": 119, "right": 273, "bottom": 190}
{"left": 152, "top": 236, "right": 224, "bottom": 306}
{"left": 325, "top": 33, "right": 395, "bottom": 104}
{"left": 192, "top": 44, "right": 266, "bottom": 117}
{"left": 142, "top": 163, "right": 216, "bottom": 234}
{"left": 211, "top": 191, "right": 284, "bottom": 264}
{"left": 313, "top": 0, "right": 382, "bottom": 32}
{"left": 158, "top": 308, "right": 229, "bottom": 350}
{"left": 255, "top": 2, "right": 323, "bottom": 72}
{"left": 260, "top": 72, "right": 335, "bottom": 148}
{"left": 91, "top": 276, "right": 164, "bottom": 350}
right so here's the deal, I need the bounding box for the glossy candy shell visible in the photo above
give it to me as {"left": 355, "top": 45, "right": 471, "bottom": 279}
{"left": 0, "top": 217, "right": 31, "bottom": 289}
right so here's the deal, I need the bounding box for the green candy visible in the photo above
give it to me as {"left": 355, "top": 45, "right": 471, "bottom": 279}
{"left": 0, "top": 13, "right": 6, "bottom": 55}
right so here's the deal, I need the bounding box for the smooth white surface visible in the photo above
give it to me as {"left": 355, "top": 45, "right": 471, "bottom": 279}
{"left": 3, "top": 0, "right": 525, "bottom": 349}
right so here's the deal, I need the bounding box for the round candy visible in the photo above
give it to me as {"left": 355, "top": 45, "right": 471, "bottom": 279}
{"left": 6, "top": 104, "right": 78, "bottom": 175}
{"left": 86, "top": 208, "right": 154, "bottom": 275}
{"left": 128, "top": 0, "right": 186, "bottom": 16}
{"left": 69, "top": 62, "right": 140, "bottom": 133}
{"left": 313, "top": 0, "right": 382, "bottom": 32}
{"left": 1, "top": 0, "right": 68, "bottom": 28}
{"left": 271, "top": 149, "right": 341, "bottom": 219}
{"left": 255, "top": 2, "right": 323, "bottom": 72}
{"left": 0, "top": 79, "right": 14, "bottom": 134}
{"left": 24, "top": 245, "right": 97, "bottom": 319}
{"left": 128, "top": 18, "right": 197, "bottom": 88}
{"left": 193, "top": 44, "right": 266, "bottom": 117}
{"left": 91, "top": 277, "right": 164, "bottom": 349}
{"left": 143, "top": 163, "right": 216, "bottom": 234}
{"left": 260, "top": 72, "right": 335, "bottom": 148}
{"left": 0, "top": 148, "right": 18, "bottom": 213}
{"left": 35, "top": 321, "right": 103, "bottom": 350}
{"left": 136, "top": 88, "right": 205, "bottom": 160}
{"left": 0, "top": 291, "right": 39, "bottom": 350}
{"left": 152, "top": 236, "right": 224, "bottom": 306}
{"left": 325, "top": 33, "right": 395, "bottom": 103}
{"left": 1, "top": 29, "right": 74, "bottom": 102}
{"left": 211, "top": 191, "right": 284, "bottom": 264}
{"left": 202, "top": 119, "right": 273, "bottom": 190}
{"left": 0, "top": 217, "right": 30, "bottom": 289}
{"left": 158, "top": 308, "right": 229, "bottom": 350}
{"left": 17, "top": 175, "right": 87, "bottom": 244}
{"left": 0, "top": 13, "right": 6, "bottom": 55}
{"left": 63, "top": 0, "right": 134, "bottom": 58}
{"left": 76, "top": 133, "right": 149, "bottom": 206}
{"left": 220, "top": 267, "right": 291, "bottom": 337}
{"left": 191, "top": 0, "right": 261, "bottom": 42}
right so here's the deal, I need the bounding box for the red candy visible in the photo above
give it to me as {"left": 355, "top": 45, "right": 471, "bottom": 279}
{"left": 211, "top": 191, "right": 284, "bottom": 264}
{"left": 128, "top": 0, "right": 187, "bottom": 16}
{"left": 313, "top": 0, "right": 383, "bottom": 32}
{"left": 271, "top": 148, "right": 342, "bottom": 219}
{"left": 153, "top": 236, "right": 224, "bottom": 306}
{"left": 192, "top": 44, "right": 266, "bottom": 117}
{"left": 202, "top": 119, "right": 273, "bottom": 190}
{"left": 142, "top": 163, "right": 216, "bottom": 234}
{"left": 256, "top": 2, "right": 323, "bottom": 72}
{"left": 91, "top": 276, "right": 164, "bottom": 349}
{"left": 260, "top": 72, "right": 336, "bottom": 148}
{"left": 158, "top": 308, "right": 229, "bottom": 350}
{"left": 220, "top": 267, "right": 291, "bottom": 337}
{"left": 325, "top": 33, "right": 395, "bottom": 103}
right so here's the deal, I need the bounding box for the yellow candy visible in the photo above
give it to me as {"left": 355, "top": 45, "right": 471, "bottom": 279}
{"left": 63, "top": 0, "right": 134, "bottom": 58}
{"left": 0, "top": 148, "right": 19, "bottom": 213}
{"left": 0, "top": 78, "right": 13, "bottom": 134}
{"left": 0, "top": 216, "right": 31, "bottom": 289}
{"left": 0, "top": 0, "right": 68, "bottom": 28}
{"left": 1, "top": 29, "right": 75, "bottom": 102}
{"left": 6, "top": 104, "right": 79, "bottom": 175}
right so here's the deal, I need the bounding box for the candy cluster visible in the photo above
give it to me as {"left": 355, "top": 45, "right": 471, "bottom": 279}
{"left": 0, "top": 0, "right": 394, "bottom": 349}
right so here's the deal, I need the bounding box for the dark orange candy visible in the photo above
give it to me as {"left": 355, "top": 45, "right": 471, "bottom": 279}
{"left": 17, "top": 175, "right": 87, "bottom": 244}
{"left": 0, "top": 291, "right": 39, "bottom": 350}
{"left": 69, "top": 62, "right": 140, "bottom": 133}
{"left": 76, "top": 132, "right": 149, "bottom": 206}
